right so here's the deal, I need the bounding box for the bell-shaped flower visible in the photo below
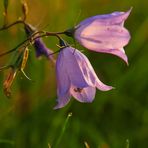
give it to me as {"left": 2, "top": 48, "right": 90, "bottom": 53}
{"left": 24, "top": 24, "right": 54, "bottom": 62}
{"left": 54, "top": 46, "right": 113, "bottom": 109}
{"left": 33, "top": 38, "right": 54, "bottom": 60}
{"left": 64, "top": 8, "right": 132, "bottom": 64}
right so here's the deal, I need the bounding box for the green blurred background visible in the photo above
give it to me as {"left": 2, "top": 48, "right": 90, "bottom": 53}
{"left": 0, "top": 0, "right": 148, "bottom": 148}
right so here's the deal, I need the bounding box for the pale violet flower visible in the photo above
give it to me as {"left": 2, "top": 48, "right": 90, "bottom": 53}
{"left": 24, "top": 24, "right": 54, "bottom": 62}
{"left": 54, "top": 46, "right": 113, "bottom": 109}
{"left": 33, "top": 38, "right": 54, "bottom": 60}
{"left": 64, "top": 8, "right": 132, "bottom": 64}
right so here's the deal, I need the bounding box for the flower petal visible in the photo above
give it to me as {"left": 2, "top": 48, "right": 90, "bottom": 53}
{"left": 61, "top": 47, "right": 90, "bottom": 88}
{"left": 95, "top": 48, "right": 128, "bottom": 64}
{"left": 34, "top": 38, "right": 55, "bottom": 62}
{"left": 74, "top": 49, "right": 114, "bottom": 91}
{"left": 54, "top": 92, "right": 71, "bottom": 109}
{"left": 75, "top": 24, "right": 130, "bottom": 49}
{"left": 79, "top": 8, "right": 132, "bottom": 26}
{"left": 70, "top": 85, "right": 96, "bottom": 103}
{"left": 75, "top": 24, "right": 130, "bottom": 63}
{"left": 54, "top": 51, "right": 71, "bottom": 109}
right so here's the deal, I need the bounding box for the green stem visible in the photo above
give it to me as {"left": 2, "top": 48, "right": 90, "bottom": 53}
{"left": 0, "top": 30, "right": 65, "bottom": 57}
{"left": 126, "top": 139, "right": 130, "bottom": 148}
{"left": 0, "top": 20, "right": 26, "bottom": 31}
{"left": 54, "top": 112, "right": 72, "bottom": 148}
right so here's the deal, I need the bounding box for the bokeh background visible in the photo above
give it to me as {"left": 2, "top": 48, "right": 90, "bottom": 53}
{"left": 0, "top": 0, "right": 148, "bottom": 148}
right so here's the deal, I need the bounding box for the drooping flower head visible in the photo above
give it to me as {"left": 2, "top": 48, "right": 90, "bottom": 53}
{"left": 64, "top": 8, "right": 132, "bottom": 64}
{"left": 24, "top": 24, "right": 54, "bottom": 62}
{"left": 55, "top": 42, "right": 113, "bottom": 109}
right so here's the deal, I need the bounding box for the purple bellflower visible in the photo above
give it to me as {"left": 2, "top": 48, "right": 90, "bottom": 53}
{"left": 24, "top": 24, "right": 54, "bottom": 62}
{"left": 64, "top": 8, "right": 132, "bottom": 64}
{"left": 54, "top": 46, "right": 113, "bottom": 109}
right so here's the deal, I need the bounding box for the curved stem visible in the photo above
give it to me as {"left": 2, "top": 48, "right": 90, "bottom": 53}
{"left": 0, "top": 65, "right": 12, "bottom": 71}
{"left": 0, "top": 31, "right": 64, "bottom": 57}
{"left": 0, "top": 31, "right": 44, "bottom": 57}
{"left": 0, "top": 39, "right": 28, "bottom": 57}
{"left": 0, "top": 20, "right": 26, "bottom": 31}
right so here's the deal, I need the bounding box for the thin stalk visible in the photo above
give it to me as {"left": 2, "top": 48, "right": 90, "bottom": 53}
{"left": 0, "top": 31, "right": 44, "bottom": 57}
{"left": 54, "top": 113, "right": 72, "bottom": 148}
{"left": 0, "top": 65, "right": 12, "bottom": 71}
{"left": 0, "top": 31, "right": 64, "bottom": 57}
{"left": 0, "top": 20, "right": 26, "bottom": 31}
{"left": 126, "top": 139, "right": 130, "bottom": 148}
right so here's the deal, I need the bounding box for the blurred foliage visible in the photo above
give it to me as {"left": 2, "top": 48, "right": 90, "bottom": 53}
{"left": 0, "top": 0, "right": 148, "bottom": 148}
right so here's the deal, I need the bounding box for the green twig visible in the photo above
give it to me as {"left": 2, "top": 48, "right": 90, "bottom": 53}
{"left": 126, "top": 139, "right": 130, "bottom": 148}
{"left": 54, "top": 112, "right": 72, "bottom": 148}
